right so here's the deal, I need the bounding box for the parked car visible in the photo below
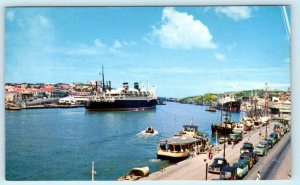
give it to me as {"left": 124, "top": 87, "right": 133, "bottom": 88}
{"left": 240, "top": 142, "right": 254, "bottom": 154}
{"left": 228, "top": 132, "right": 243, "bottom": 144}
{"left": 273, "top": 124, "right": 281, "bottom": 132}
{"left": 219, "top": 136, "right": 228, "bottom": 144}
{"left": 208, "top": 158, "right": 229, "bottom": 174}
{"left": 259, "top": 140, "right": 269, "bottom": 151}
{"left": 267, "top": 137, "right": 276, "bottom": 146}
{"left": 233, "top": 159, "right": 249, "bottom": 179}
{"left": 219, "top": 166, "right": 237, "bottom": 180}
{"left": 279, "top": 127, "right": 285, "bottom": 136}
{"left": 239, "top": 153, "right": 254, "bottom": 169}
{"left": 266, "top": 138, "right": 274, "bottom": 149}
{"left": 247, "top": 151, "right": 259, "bottom": 164}
{"left": 270, "top": 132, "right": 280, "bottom": 143}
{"left": 254, "top": 144, "right": 267, "bottom": 156}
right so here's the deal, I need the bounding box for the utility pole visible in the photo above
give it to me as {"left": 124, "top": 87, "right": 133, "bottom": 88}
{"left": 265, "top": 82, "right": 268, "bottom": 139}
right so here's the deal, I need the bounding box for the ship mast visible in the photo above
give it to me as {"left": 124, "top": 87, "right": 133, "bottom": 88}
{"left": 102, "top": 65, "right": 105, "bottom": 92}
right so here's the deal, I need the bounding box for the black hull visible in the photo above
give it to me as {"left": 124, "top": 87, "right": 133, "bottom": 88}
{"left": 157, "top": 155, "right": 188, "bottom": 162}
{"left": 217, "top": 101, "right": 241, "bottom": 112}
{"left": 85, "top": 99, "right": 157, "bottom": 111}
{"left": 211, "top": 125, "right": 233, "bottom": 135}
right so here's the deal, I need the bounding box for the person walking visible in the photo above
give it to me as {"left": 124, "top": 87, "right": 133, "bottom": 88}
{"left": 256, "top": 171, "right": 261, "bottom": 180}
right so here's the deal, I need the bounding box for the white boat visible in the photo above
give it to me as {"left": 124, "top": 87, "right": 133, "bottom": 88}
{"left": 117, "top": 166, "right": 150, "bottom": 181}
{"left": 157, "top": 135, "right": 199, "bottom": 160}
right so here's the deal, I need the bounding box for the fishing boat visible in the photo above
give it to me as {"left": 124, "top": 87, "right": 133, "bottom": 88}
{"left": 117, "top": 166, "right": 150, "bottom": 181}
{"left": 145, "top": 127, "right": 154, "bottom": 134}
{"left": 206, "top": 106, "right": 216, "bottom": 112}
{"left": 211, "top": 112, "right": 236, "bottom": 135}
{"left": 85, "top": 66, "right": 157, "bottom": 111}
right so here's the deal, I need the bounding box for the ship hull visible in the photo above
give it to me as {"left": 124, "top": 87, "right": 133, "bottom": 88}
{"left": 217, "top": 101, "right": 241, "bottom": 112}
{"left": 85, "top": 99, "right": 157, "bottom": 111}
{"left": 211, "top": 124, "right": 234, "bottom": 135}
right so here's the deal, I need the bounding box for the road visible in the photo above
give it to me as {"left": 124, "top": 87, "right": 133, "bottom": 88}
{"left": 141, "top": 121, "right": 291, "bottom": 180}
{"left": 244, "top": 131, "right": 291, "bottom": 180}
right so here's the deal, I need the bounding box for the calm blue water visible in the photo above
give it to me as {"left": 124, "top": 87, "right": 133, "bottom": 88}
{"left": 5, "top": 102, "right": 240, "bottom": 180}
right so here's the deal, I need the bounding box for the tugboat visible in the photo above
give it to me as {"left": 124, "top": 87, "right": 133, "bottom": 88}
{"left": 85, "top": 66, "right": 157, "bottom": 111}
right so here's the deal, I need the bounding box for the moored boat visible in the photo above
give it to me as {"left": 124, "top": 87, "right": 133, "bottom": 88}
{"left": 117, "top": 166, "right": 150, "bottom": 181}
{"left": 85, "top": 66, "right": 157, "bottom": 111}
{"left": 216, "top": 93, "right": 241, "bottom": 112}
{"left": 157, "top": 123, "right": 210, "bottom": 160}
{"left": 211, "top": 113, "right": 236, "bottom": 135}
{"left": 206, "top": 106, "right": 216, "bottom": 112}
{"left": 157, "top": 135, "right": 199, "bottom": 161}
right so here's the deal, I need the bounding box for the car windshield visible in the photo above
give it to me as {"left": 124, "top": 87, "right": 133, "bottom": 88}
{"left": 243, "top": 143, "right": 252, "bottom": 147}
{"left": 256, "top": 145, "right": 264, "bottom": 149}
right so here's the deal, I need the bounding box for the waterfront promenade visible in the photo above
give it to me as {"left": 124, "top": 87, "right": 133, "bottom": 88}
{"left": 142, "top": 120, "right": 291, "bottom": 180}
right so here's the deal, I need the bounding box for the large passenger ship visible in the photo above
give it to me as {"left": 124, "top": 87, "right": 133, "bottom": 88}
{"left": 85, "top": 67, "right": 157, "bottom": 111}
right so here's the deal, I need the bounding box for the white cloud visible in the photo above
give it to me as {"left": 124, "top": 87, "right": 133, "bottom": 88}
{"left": 215, "top": 52, "right": 226, "bottom": 61}
{"left": 153, "top": 7, "right": 216, "bottom": 49}
{"left": 62, "top": 39, "right": 106, "bottom": 56}
{"left": 215, "top": 6, "right": 252, "bottom": 21}
{"left": 94, "top": 39, "right": 105, "bottom": 47}
{"left": 113, "top": 40, "right": 122, "bottom": 49}
{"left": 6, "top": 10, "right": 15, "bottom": 22}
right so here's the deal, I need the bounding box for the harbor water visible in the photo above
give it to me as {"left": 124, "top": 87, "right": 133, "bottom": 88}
{"left": 5, "top": 102, "right": 240, "bottom": 180}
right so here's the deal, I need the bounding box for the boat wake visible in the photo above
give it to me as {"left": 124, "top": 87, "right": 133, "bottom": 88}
{"left": 149, "top": 159, "right": 161, "bottom": 163}
{"left": 136, "top": 130, "right": 159, "bottom": 138}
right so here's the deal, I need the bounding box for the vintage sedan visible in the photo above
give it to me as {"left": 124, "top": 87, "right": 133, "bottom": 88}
{"left": 239, "top": 153, "right": 254, "bottom": 169}
{"left": 233, "top": 159, "right": 249, "bottom": 179}
{"left": 259, "top": 140, "right": 269, "bottom": 151}
{"left": 270, "top": 132, "right": 280, "bottom": 143}
{"left": 208, "top": 158, "right": 229, "bottom": 174}
{"left": 219, "top": 166, "right": 237, "bottom": 180}
{"left": 240, "top": 142, "right": 254, "bottom": 154}
{"left": 267, "top": 137, "right": 276, "bottom": 146}
{"left": 254, "top": 144, "right": 267, "bottom": 156}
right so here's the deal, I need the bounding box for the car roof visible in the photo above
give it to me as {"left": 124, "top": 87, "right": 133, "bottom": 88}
{"left": 221, "top": 166, "right": 235, "bottom": 172}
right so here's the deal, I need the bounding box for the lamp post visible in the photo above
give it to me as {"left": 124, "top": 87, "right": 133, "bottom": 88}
{"left": 265, "top": 82, "right": 268, "bottom": 140}
{"left": 223, "top": 113, "right": 229, "bottom": 159}
{"left": 204, "top": 159, "right": 208, "bottom": 180}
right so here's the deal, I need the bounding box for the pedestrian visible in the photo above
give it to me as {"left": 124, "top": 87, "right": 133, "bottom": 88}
{"left": 256, "top": 171, "right": 261, "bottom": 180}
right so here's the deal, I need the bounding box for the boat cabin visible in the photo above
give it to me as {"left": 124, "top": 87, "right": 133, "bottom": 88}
{"left": 157, "top": 136, "right": 199, "bottom": 160}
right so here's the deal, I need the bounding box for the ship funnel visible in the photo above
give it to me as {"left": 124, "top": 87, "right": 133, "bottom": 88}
{"left": 123, "top": 82, "right": 129, "bottom": 91}
{"left": 134, "top": 82, "right": 140, "bottom": 91}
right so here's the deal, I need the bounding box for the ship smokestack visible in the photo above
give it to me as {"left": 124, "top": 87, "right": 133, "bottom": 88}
{"left": 123, "top": 82, "right": 129, "bottom": 91}
{"left": 134, "top": 82, "right": 139, "bottom": 91}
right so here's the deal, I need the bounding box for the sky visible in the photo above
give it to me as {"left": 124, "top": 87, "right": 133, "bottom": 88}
{"left": 5, "top": 6, "right": 290, "bottom": 97}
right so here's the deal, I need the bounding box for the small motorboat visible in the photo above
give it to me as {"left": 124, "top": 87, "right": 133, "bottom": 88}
{"left": 117, "top": 166, "right": 150, "bottom": 181}
{"left": 145, "top": 127, "right": 154, "bottom": 134}
{"left": 205, "top": 106, "right": 216, "bottom": 112}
